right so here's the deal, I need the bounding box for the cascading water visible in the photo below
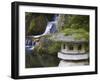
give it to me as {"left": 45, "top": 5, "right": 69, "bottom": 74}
{"left": 26, "top": 15, "right": 59, "bottom": 52}
{"left": 42, "top": 15, "right": 58, "bottom": 35}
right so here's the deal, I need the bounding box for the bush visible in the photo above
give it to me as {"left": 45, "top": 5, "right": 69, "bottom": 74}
{"left": 62, "top": 28, "right": 89, "bottom": 40}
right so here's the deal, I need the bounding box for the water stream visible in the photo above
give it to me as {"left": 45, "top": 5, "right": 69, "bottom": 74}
{"left": 26, "top": 15, "right": 59, "bottom": 52}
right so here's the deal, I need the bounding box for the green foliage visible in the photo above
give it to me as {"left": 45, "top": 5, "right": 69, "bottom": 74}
{"left": 25, "top": 13, "right": 48, "bottom": 35}
{"left": 61, "top": 15, "right": 89, "bottom": 40}
{"left": 34, "top": 39, "right": 61, "bottom": 55}
{"left": 62, "top": 28, "right": 89, "bottom": 40}
{"left": 28, "top": 19, "right": 35, "bottom": 33}
{"left": 37, "top": 46, "right": 47, "bottom": 55}
{"left": 72, "top": 31, "right": 89, "bottom": 40}
{"left": 48, "top": 42, "right": 61, "bottom": 55}
{"left": 64, "top": 15, "right": 89, "bottom": 31}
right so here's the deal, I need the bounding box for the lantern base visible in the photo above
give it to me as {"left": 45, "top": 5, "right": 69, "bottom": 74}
{"left": 58, "top": 60, "right": 89, "bottom": 67}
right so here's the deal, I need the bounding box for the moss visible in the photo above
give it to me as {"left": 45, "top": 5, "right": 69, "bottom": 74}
{"left": 62, "top": 28, "right": 89, "bottom": 40}
{"left": 28, "top": 19, "right": 35, "bottom": 33}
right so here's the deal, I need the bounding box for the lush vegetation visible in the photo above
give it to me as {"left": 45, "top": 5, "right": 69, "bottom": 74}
{"left": 25, "top": 13, "right": 89, "bottom": 68}
{"left": 61, "top": 15, "right": 89, "bottom": 40}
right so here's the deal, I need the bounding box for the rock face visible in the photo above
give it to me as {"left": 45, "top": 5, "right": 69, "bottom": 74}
{"left": 25, "top": 13, "right": 51, "bottom": 36}
{"left": 56, "top": 14, "right": 68, "bottom": 31}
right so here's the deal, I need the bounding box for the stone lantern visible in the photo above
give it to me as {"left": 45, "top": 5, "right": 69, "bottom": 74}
{"left": 53, "top": 33, "right": 89, "bottom": 67}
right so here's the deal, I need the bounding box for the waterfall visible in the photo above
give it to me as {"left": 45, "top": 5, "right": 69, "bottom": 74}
{"left": 43, "top": 21, "right": 56, "bottom": 35}
{"left": 25, "top": 15, "right": 59, "bottom": 52}
{"left": 41, "top": 14, "right": 58, "bottom": 35}
{"left": 32, "top": 14, "right": 59, "bottom": 38}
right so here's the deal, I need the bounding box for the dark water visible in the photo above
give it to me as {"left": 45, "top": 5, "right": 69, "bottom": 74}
{"left": 25, "top": 53, "right": 60, "bottom": 68}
